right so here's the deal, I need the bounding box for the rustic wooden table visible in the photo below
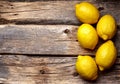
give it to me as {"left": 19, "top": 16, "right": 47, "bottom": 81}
{"left": 0, "top": 0, "right": 120, "bottom": 84}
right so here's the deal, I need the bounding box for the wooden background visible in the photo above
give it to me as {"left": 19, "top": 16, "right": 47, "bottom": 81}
{"left": 0, "top": 0, "right": 120, "bottom": 84}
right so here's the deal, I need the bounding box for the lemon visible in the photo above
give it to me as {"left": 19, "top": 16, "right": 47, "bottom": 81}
{"left": 97, "top": 14, "right": 116, "bottom": 40}
{"left": 95, "top": 40, "right": 117, "bottom": 71}
{"left": 75, "top": 2, "right": 99, "bottom": 24}
{"left": 77, "top": 24, "right": 98, "bottom": 50}
{"left": 76, "top": 55, "right": 98, "bottom": 80}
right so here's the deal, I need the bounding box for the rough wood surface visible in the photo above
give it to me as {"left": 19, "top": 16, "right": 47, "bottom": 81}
{"left": 0, "top": 0, "right": 120, "bottom": 84}
{"left": 0, "top": 1, "right": 120, "bottom": 25}
{"left": 0, "top": 25, "right": 119, "bottom": 55}
{"left": 0, "top": 55, "right": 119, "bottom": 84}
{"left": 0, "top": 25, "right": 94, "bottom": 55}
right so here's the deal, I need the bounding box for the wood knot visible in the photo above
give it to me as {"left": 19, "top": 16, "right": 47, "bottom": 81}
{"left": 10, "top": 4, "right": 13, "bottom": 6}
{"left": 98, "top": 7, "right": 104, "bottom": 11}
{"left": 73, "top": 72, "right": 79, "bottom": 77}
{"left": 13, "top": 14, "right": 18, "bottom": 16}
{"left": 64, "top": 29, "right": 70, "bottom": 34}
{"left": 39, "top": 70, "right": 45, "bottom": 74}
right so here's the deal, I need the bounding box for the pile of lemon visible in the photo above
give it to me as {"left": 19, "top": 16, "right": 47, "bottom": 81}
{"left": 75, "top": 2, "right": 117, "bottom": 80}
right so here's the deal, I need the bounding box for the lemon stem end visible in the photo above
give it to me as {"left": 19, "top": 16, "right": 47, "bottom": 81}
{"left": 77, "top": 55, "right": 83, "bottom": 61}
{"left": 102, "top": 35, "right": 108, "bottom": 40}
{"left": 98, "top": 66, "right": 104, "bottom": 71}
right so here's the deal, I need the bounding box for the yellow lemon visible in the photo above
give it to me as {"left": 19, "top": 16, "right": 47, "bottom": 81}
{"left": 76, "top": 55, "right": 98, "bottom": 80}
{"left": 75, "top": 2, "right": 99, "bottom": 24}
{"left": 95, "top": 40, "right": 117, "bottom": 71}
{"left": 77, "top": 24, "right": 98, "bottom": 50}
{"left": 97, "top": 14, "right": 116, "bottom": 40}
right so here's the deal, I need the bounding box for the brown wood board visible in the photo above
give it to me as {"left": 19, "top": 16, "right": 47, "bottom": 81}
{"left": 0, "top": 0, "right": 120, "bottom": 84}
{"left": 0, "top": 55, "right": 119, "bottom": 84}
{"left": 0, "top": 25, "right": 119, "bottom": 55}
{"left": 0, "top": 1, "right": 120, "bottom": 25}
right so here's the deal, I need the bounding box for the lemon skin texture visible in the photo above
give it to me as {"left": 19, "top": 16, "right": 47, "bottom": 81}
{"left": 77, "top": 24, "right": 98, "bottom": 50}
{"left": 75, "top": 2, "right": 100, "bottom": 24}
{"left": 97, "top": 14, "right": 116, "bottom": 40}
{"left": 76, "top": 55, "right": 98, "bottom": 80}
{"left": 95, "top": 40, "right": 117, "bottom": 71}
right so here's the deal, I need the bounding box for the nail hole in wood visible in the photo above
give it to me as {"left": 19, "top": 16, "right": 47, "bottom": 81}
{"left": 64, "top": 29, "right": 70, "bottom": 34}
{"left": 73, "top": 72, "right": 79, "bottom": 77}
{"left": 10, "top": 4, "right": 13, "bottom": 6}
{"left": 13, "top": 14, "right": 18, "bottom": 16}
{"left": 40, "top": 70, "right": 45, "bottom": 74}
{"left": 98, "top": 7, "right": 104, "bottom": 11}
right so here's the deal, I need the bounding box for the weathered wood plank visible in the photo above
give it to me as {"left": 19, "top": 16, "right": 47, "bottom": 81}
{"left": 0, "top": 25, "right": 94, "bottom": 55}
{"left": 0, "top": 25, "right": 119, "bottom": 55}
{"left": 0, "top": 1, "right": 120, "bottom": 25}
{"left": 0, "top": 55, "right": 120, "bottom": 84}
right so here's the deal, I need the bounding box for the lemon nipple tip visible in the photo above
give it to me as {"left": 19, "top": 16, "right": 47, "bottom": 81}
{"left": 102, "top": 35, "right": 108, "bottom": 40}
{"left": 98, "top": 66, "right": 104, "bottom": 71}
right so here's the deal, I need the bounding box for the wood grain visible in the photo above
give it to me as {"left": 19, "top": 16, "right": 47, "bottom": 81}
{"left": 0, "top": 55, "right": 119, "bottom": 84}
{"left": 0, "top": 25, "right": 94, "bottom": 55}
{"left": 0, "top": 25, "right": 120, "bottom": 55}
{"left": 0, "top": 25, "right": 119, "bottom": 55}
{"left": 0, "top": 1, "right": 120, "bottom": 25}
{"left": 0, "top": 0, "right": 119, "bottom": 84}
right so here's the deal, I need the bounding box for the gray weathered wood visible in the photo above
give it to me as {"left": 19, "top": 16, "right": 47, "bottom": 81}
{"left": 0, "top": 1, "right": 120, "bottom": 25}
{"left": 0, "top": 55, "right": 120, "bottom": 84}
{"left": 0, "top": 25, "right": 95, "bottom": 55}
{"left": 0, "top": 25, "right": 119, "bottom": 55}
